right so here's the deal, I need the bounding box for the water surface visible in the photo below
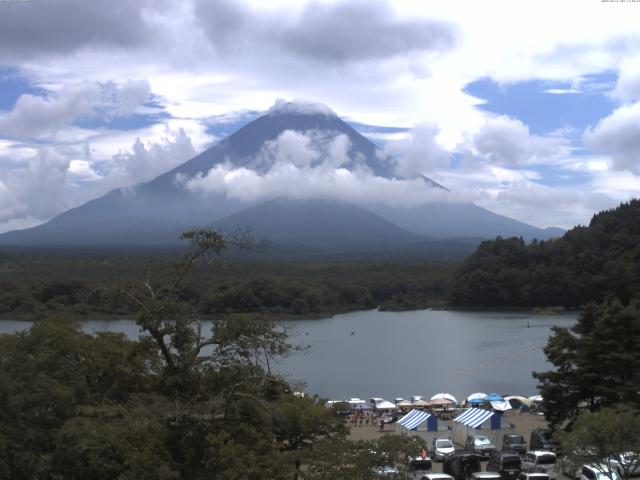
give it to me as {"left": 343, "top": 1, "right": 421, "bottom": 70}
{"left": 1, "top": 309, "right": 575, "bottom": 402}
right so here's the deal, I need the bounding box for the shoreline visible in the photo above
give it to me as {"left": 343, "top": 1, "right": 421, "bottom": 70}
{"left": 0, "top": 305, "right": 578, "bottom": 323}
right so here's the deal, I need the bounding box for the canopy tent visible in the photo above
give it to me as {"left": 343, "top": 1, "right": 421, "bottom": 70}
{"left": 529, "top": 395, "right": 543, "bottom": 403}
{"left": 348, "top": 398, "right": 371, "bottom": 410}
{"left": 375, "top": 400, "right": 397, "bottom": 410}
{"left": 467, "top": 392, "right": 487, "bottom": 404}
{"left": 452, "top": 407, "right": 514, "bottom": 448}
{"left": 396, "top": 409, "right": 434, "bottom": 431}
{"left": 454, "top": 408, "right": 495, "bottom": 428}
{"left": 431, "top": 393, "right": 458, "bottom": 405}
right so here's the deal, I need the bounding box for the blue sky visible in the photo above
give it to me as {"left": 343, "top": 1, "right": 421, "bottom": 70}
{"left": 0, "top": 0, "right": 639, "bottom": 232}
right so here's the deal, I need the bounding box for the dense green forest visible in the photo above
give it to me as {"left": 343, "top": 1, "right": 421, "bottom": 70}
{"left": 449, "top": 199, "right": 640, "bottom": 308}
{"left": 0, "top": 254, "right": 453, "bottom": 320}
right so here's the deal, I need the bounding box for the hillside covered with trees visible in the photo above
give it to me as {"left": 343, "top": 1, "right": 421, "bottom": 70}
{"left": 0, "top": 257, "right": 452, "bottom": 320}
{"left": 449, "top": 199, "right": 640, "bottom": 308}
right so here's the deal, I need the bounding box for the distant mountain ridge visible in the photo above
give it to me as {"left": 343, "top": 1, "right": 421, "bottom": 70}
{"left": 0, "top": 100, "right": 563, "bottom": 255}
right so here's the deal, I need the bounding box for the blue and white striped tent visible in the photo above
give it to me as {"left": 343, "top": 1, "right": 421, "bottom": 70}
{"left": 453, "top": 408, "right": 495, "bottom": 428}
{"left": 396, "top": 409, "right": 432, "bottom": 430}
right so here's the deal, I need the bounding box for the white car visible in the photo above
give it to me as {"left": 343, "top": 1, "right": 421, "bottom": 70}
{"left": 580, "top": 464, "right": 622, "bottom": 480}
{"left": 431, "top": 438, "right": 456, "bottom": 461}
{"left": 470, "top": 473, "right": 503, "bottom": 480}
{"left": 517, "top": 473, "right": 550, "bottom": 480}
{"left": 522, "top": 451, "right": 558, "bottom": 479}
{"left": 420, "top": 474, "right": 454, "bottom": 480}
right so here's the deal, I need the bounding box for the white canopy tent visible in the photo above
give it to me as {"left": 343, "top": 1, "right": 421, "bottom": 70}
{"left": 375, "top": 400, "right": 396, "bottom": 410}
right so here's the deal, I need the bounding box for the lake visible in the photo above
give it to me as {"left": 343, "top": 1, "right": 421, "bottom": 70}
{"left": 0, "top": 309, "right": 576, "bottom": 403}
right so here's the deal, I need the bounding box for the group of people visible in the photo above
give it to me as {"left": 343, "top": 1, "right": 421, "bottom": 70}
{"left": 348, "top": 409, "right": 394, "bottom": 431}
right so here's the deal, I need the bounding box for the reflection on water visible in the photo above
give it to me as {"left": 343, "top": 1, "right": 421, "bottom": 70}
{"left": 0, "top": 309, "right": 576, "bottom": 402}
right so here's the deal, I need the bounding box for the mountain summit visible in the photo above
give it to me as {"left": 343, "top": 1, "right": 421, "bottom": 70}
{"left": 0, "top": 100, "right": 561, "bottom": 253}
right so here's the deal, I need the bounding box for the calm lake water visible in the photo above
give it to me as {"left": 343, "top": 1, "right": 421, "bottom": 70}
{"left": 0, "top": 309, "right": 576, "bottom": 402}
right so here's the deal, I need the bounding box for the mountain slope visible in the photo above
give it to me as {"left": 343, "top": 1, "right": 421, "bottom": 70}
{"left": 0, "top": 100, "right": 562, "bottom": 251}
{"left": 370, "top": 202, "right": 561, "bottom": 241}
{"left": 213, "top": 197, "right": 423, "bottom": 253}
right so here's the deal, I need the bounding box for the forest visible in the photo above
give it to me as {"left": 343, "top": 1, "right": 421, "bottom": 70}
{"left": 0, "top": 254, "right": 453, "bottom": 320}
{"left": 448, "top": 199, "right": 640, "bottom": 309}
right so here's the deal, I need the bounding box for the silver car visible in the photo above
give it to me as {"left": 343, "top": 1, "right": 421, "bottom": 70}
{"left": 431, "top": 438, "right": 456, "bottom": 461}
{"left": 522, "top": 451, "right": 558, "bottom": 480}
{"left": 420, "top": 475, "right": 455, "bottom": 480}
{"left": 465, "top": 435, "right": 497, "bottom": 459}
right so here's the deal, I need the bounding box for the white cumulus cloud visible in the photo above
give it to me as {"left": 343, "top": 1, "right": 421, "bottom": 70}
{"left": 179, "top": 129, "right": 451, "bottom": 207}
{"left": 584, "top": 102, "right": 640, "bottom": 175}
{"left": 470, "top": 115, "right": 570, "bottom": 166}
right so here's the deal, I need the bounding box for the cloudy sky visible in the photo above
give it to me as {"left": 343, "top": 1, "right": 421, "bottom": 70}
{"left": 1, "top": 0, "right": 640, "bottom": 232}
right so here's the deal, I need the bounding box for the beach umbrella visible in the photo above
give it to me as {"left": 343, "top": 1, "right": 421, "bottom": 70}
{"left": 484, "top": 393, "right": 504, "bottom": 402}
{"left": 430, "top": 398, "right": 454, "bottom": 406}
{"left": 431, "top": 393, "right": 458, "bottom": 405}
{"left": 467, "top": 392, "right": 487, "bottom": 404}
{"left": 376, "top": 400, "right": 397, "bottom": 410}
{"left": 397, "top": 399, "right": 413, "bottom": 408}
{"left": 412, "top": 399, "right": 431, "bottom": 407}
{"left": 504, "top": 395, "right": 530, "bottom": 408}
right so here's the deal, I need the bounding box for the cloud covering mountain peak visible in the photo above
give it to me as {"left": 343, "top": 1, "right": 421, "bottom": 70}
{"left": 266, "top": 98, "right": 336, "bottom": 118}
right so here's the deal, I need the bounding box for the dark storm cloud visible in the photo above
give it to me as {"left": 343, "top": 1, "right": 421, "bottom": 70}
{"left": 0, "top": 0, "right": 156, "bottom": 59}
{"left": 195, "top": 0, "right": 457, "bottom": 63}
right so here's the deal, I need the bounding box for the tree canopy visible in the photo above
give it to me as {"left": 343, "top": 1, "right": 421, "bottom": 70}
{"left": 449, "top": 199, "right": 640, "bottom": 308}
{"left": 0, "top": 230, "right": 351, "bottom": 479}
{"left": 533, "top": 296, "right": 640, "bottom": 427}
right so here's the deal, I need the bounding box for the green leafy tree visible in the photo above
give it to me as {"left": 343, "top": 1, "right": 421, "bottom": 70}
{"left": 556, "top": 408, "right": 640, "bottom": 478}
{"left": 0, "top": 229, "right": 347, "bottom": 479}
{"left": 534, "top": 296, "right": 640, "bottom": 426}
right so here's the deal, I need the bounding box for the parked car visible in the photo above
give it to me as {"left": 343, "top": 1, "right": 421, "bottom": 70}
{"left": 529, "top": 429, "right": 560, "bottom": 453}
{"left": 465, "top": 435, "right": 497, "bottom": 459}
{"left": 407, "top": 456, "right": 433, "bottom": 479}
{"left": 487, "top": 451, "right": 523, "bottom": 480}
{"left": 517, "top": 473, "right": 549, "bottom": 480}
{"left": 612, "top": 452, "right": 640, "bottom": 477}
{"left": 432, "top": 438, "right": 456, "bottom": 461}
{"left": 471, "top": 472, "right": 503, "bottom": 480}
{"left": 420, "top": 474, "right": 455, "bottom": 480}
{"left": 521, "top": 451, "right": 558, "bottom": 479}
{"left": 443, "top": 451, "right": 482, "bottom": 480}
{"left": 580, "top": 464, "right": 622, "bottom": 480}
{"left": 503, "top": 434, "right": 527, "bottom": 455}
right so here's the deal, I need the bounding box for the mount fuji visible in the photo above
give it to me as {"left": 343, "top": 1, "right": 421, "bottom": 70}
{"left": 0, "top": 100, "right": 562, "bottom": 256}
